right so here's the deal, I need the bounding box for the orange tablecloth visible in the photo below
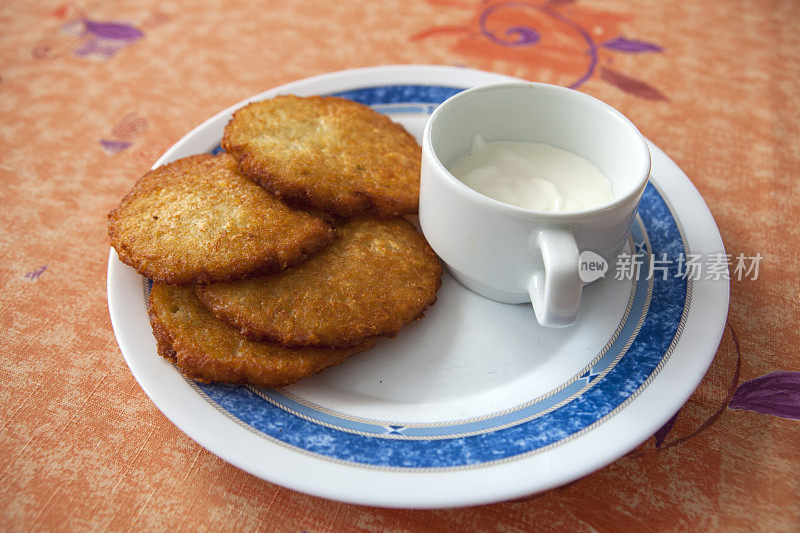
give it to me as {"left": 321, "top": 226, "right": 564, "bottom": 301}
{"left": 2, "top": 0, "right": 798, "bottom": 529}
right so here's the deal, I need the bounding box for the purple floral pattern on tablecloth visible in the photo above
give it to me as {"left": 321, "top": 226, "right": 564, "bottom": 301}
{"left": 32, "top": 5, "right": 159, "bottom": 62}
{"left": 411, "top": 0, "right": 667, "bottom": 99}
{"left": 67, "top": 18, "right": 143, "bottom": 60}
{"left": 729, "top": 371, "right": 800, "bottom": 420}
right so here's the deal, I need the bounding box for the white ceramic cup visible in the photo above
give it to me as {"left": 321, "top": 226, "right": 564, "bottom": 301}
{"left": 420, "top": 82, "right": 651, "bottom": 327}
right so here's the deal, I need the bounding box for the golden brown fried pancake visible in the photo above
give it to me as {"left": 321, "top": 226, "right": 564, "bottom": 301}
{"left": 149, "top": 283, "right": 374, "bottom": 387}
{"left": 221, "top": 95, "right": 422, "bottom": 217}
{"left": 196, "top": 217, "right": 442, "bottom": 348}
{"left": 108, "top": 153, "right": 333, "bottom": 284}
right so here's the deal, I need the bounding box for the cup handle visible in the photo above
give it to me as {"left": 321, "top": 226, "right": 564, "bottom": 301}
{"left": 528, "top": 228, "right": 582, "bottom": 327}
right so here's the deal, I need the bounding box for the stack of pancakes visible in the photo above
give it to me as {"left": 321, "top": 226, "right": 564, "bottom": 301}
{"left": 108, "top": 96, "right": 442, "bottom": 387}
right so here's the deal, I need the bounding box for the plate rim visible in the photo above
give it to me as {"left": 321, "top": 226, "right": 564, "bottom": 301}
{"left": 107, "top": 65, "right": 729, "bottom": 508}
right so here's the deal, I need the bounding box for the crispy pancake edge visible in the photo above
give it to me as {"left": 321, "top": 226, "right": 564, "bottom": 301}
{"left": 148, "top": 283, "right": 376, "bottom": 387}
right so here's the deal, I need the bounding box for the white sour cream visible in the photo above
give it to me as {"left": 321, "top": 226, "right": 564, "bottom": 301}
{"left": 447, "top": 135, "right": 614, "bottom": 212}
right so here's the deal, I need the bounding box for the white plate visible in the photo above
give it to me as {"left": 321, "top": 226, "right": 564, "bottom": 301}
{"left": 107, "top": 65, "right": 729, "bottom": 509}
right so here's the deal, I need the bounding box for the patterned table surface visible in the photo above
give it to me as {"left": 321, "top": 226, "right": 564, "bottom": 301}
{"left": 2, "top": 0, "right": 798, "bottom": 530}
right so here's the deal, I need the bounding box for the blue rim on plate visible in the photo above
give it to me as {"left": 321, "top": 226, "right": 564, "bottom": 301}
{"left": 143, "top": 84, "right": 691, "bottom": 472}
